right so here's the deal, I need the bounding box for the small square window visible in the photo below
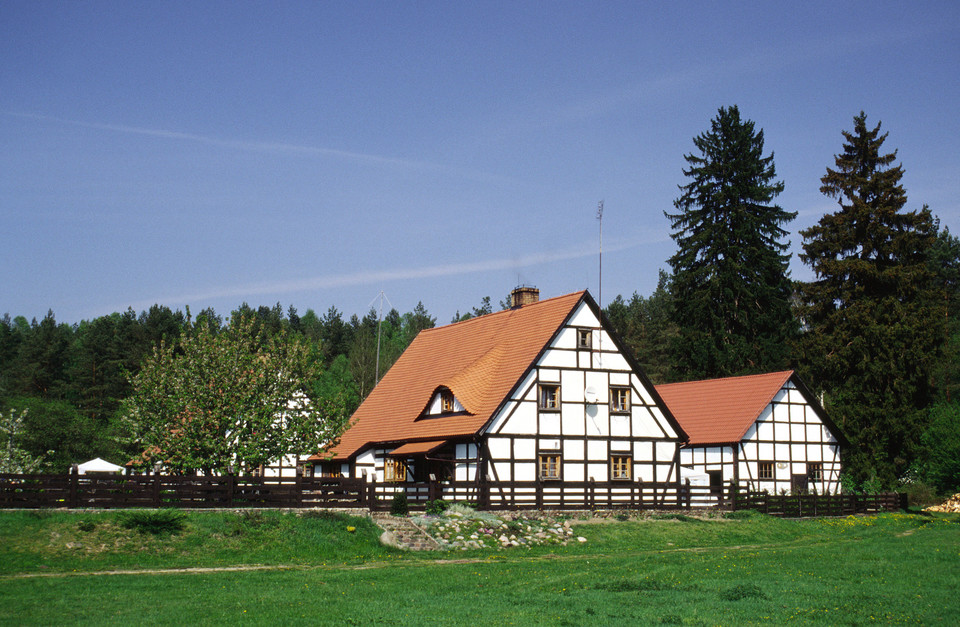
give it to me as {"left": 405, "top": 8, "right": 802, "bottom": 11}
{"left": 807, "top": 462, "right": 822, "bottom": 482}
{"left": 577, "top": 328, "right": 592, "bottom": 349}
{"left": 610, "top": 387, "right": 630, "bottom": 413}
{"left": 758, "top": 462, "right": 774, "bottom": 480}
{"left": 384, "top": 458, "right": 407, "bottom": 482}
{"left": 611, "top": 455, "right": 632, "bottom": 480}
{"left": 539, "top": 453, "right": 561, "bottom": 480}
{"left": 539, "top": 384, "right": 560, "bottom": 410}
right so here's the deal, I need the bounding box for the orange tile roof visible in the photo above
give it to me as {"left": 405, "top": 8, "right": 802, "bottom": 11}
{"left": 655, "top": 371, "right": 794, "bottom": 446}
{"left": 312, "top": 291, "right": 588, "bottom": 460}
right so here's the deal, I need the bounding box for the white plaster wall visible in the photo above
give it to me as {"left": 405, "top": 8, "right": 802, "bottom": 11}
{"left": 540, "top": 349, "right": 576, "bottom": 368}
{"left": 514, "top": 438, "right": 536, "bottom": 459}
{"left": 540, "top": 412, "right": 562, "bottom": 435}
{"left": 567, "top": 302, "right": 598, "bottom": 328}
{"left": 561, "top": 370, "right": 585, "bottom": 402}
{"left": 564, "top": 439, "right": 585, "bottom": 460}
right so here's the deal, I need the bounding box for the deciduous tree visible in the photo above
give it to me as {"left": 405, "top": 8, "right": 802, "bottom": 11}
{"left": 122, "top": 315, "right": 348, "bottom": 474}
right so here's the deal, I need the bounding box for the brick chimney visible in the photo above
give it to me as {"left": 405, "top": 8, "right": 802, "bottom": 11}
{"left": 510, "top": 285, "right": 540, "bottom": 308}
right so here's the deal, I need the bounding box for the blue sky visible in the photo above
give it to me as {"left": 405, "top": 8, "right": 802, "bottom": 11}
{"left": 2, "top": 1, "right": 958, "bottom": 325}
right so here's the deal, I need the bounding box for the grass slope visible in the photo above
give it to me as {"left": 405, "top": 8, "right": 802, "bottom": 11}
{"left": 1, "top": 509, "right": 957, "bottom": 625}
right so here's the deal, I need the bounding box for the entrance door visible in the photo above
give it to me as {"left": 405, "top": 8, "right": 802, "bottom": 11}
{"left": 791, "top": 474, "right": 808, "bottom": 494}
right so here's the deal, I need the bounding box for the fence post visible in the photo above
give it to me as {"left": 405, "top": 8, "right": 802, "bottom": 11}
{"left": 152, "top": 473, "right": 161, "bottom": 508}
{"left": 295, "top": 466, "right": 303, "bottom": 508}
{"left": 69, "top": 464, "right": 79, "bottom": 508}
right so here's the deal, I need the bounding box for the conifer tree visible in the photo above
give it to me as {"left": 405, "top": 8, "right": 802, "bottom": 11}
{"left": 666, "top": 106, "right": 797, "bottom": 380}
{"left": 795, "top": 112, "right": 943, "bottom": 487}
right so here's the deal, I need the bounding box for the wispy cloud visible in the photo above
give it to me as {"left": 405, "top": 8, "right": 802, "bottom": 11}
{"left": 3, "top": 110, "right": 514, "bottom": 184}
{"left": 121, "top": 238, "right": 650, "bottom": 313}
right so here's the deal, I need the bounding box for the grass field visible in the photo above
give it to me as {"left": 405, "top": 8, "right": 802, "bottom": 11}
{"left": 1, "top": 508, "right": 957, "bottom": 625}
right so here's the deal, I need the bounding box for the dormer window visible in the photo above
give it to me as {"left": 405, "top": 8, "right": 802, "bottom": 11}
{"left": 577, "top": 328, "right": 592, "bottom": 349}
{"left": 440, "top": 389, "right": 454, "bottom": 413}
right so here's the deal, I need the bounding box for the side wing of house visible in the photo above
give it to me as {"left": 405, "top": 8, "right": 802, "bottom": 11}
{"left": 481, "top": 300, "right": 683, "bottom": 502}
{"left": 739, "top": 379, "right": 842, "bottom": 494}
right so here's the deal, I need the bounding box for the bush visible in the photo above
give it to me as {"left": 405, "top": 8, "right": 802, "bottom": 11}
{"left": 120, "top": 509, "right": 186, "bottom": 535}
{"left": 920, "top": 402, "right": 960, "bottom": 494}
{"left": 390, "top": 491, "right": 408, "bottom": 517}
{"left": 720, "top": 583, "right": 767, "bottom": 601}
{"left": 424, "top": 499, "right": 448, "bottom": 516}
{"left": 723, "top": 509, "right": 762, "bottom": 520}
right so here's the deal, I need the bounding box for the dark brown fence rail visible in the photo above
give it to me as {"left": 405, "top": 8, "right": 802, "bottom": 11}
{"left": 0, "top": 473, "right": 368, "bottom": 510}
{"left": 730, "top": 491, "right": 907, "bottom": 517}
{"left": 0, "top": 472, "right": 905, "bottom": 516}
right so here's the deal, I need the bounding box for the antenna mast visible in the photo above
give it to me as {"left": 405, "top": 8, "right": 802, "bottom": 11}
{"left": 370, "top": 290, "right": 393, "bottom": 385}
{"left": 597, "top": 200, "right": 604, "bottom": 310}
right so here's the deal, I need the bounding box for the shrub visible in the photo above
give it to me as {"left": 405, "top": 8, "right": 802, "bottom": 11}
{"left": 76, "top": 520, "right": 97, "bottom": 532}
{"left": 120, "top": 509, "right": 186, "bottom": 535}
{"left": 651, "top": 513, "right": 704, "bottom": 523}
{"left": 390, "top": 491, "right": 408, "bottom": 517}
{"left": 424, "top": 499, "right": 448, "bottom": 516}
{"left": 723, "top": 509, "right": 762, "bottom": 520}
{"left": 720, "top": 583, "right": 767, "bottom": 601}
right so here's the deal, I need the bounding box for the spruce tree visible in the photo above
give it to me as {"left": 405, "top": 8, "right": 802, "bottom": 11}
{"left": 795, "top": 111, "right": 943, "bottom": 487}
{"left": 666, "top": 105, "right": 797, "bottom": 380}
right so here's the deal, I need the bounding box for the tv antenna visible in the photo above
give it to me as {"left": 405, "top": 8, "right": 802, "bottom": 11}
{"left": 597, "top": 200, "right": 604, "bottom": 310}
{"left": 369, "top": 290, "right": 393, "bottom": 384}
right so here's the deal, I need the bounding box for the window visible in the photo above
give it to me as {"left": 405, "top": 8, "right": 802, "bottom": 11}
{"left": 610, "top": 387, "right": 630, "bottom": 413}
{"left": 577, "top": 328, "right": 592, "bottom": 349}
{"left": 539, "top": 384, "right": 560, "bottom": 410}
{"left": 384, "top": 458, "right": 407, "bottom": 482}
{"left": 611, "top": 455, "right": 632, "bottom": 480}
{"left": 440, "top": 389, "right": 454, "bottom": 413}
{"left": 539, "top": 453, "right": 561, "bottom": 480}
{"left": 807, "top": 462, "right": 822, "bottom": 482}
{"left": 758, "top": 462, "right": 774, "bottom": 480}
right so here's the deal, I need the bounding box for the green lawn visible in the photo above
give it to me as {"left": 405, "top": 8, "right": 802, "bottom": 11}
{"left": 1, "top": 509, "right": 957, "bottom": 625}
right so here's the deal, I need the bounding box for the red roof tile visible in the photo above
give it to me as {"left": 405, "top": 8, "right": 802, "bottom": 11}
{"left": 388, "top": 440, "right": 448, "bottom": 456}
{"left": 312, "top": 292, "right": 587, "bottom": 460}
{"left": 655, "top": 371, "right": 794, "bottom": 446}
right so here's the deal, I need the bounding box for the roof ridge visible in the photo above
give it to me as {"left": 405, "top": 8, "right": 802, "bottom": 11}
{"left": 423, "top": 290, "right": 586, "bottom": 333}
{"left": 657, "top": 369, "right": 794, "bottom": 389}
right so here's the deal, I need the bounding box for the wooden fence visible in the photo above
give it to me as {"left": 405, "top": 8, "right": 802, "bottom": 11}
{"left": 0, "top": 472, "right": 905, "bottom": 517}
{"left": 730, "top": 490, "right": 908, "bottom": 517}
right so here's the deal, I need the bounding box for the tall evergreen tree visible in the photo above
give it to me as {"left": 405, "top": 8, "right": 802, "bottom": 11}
{"left": 795, "top": 111, "right": 943, "bottom": 487}
{"left": 665, "top": 106, "right": 797, "bottom": 380}
{"left": 605, "top": 270, "right": 677, "bottom": 384}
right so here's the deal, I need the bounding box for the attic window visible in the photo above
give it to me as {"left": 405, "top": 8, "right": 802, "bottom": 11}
{"left": 577, "top": 328, "right": 592, "bottom": 349}
{"left": 610, "top": 386, "right": 630, "bottom": 413}
{"left": 440, "top": 389, "right": 454, "bottom": 413}
{"left": 539, "top": 384, "right": 560, "bottom": 410}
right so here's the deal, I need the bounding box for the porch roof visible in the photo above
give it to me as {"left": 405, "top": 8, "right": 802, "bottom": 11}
{"left": 388, "top": 440, "right": 449, "bottom": 456}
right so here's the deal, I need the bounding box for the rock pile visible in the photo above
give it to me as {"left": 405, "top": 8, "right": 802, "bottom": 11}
{"left": 417, "top": 506, "right": 586, "bottom": 550}
{"left": 924, "top": 493, "right": 960, "bottom": 513}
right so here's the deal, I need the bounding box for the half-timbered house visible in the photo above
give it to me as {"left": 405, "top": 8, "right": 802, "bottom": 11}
{"left": 307, "top": 288, "right": 687, "bottom": 507}
{"left": 656, "top": 371, "right": 846, "bottom": 495}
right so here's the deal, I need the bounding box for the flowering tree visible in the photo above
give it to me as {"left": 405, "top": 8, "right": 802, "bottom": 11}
{"left": 122, "top": 316, "right": 349, "bottom": 474}
{"left": 0, "top": 408, "right": 45, "bottom": 473}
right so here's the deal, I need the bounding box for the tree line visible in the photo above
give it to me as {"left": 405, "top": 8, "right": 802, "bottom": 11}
{"left": 606, "top": 108, "right": 960, "bottom": 494}
{"left": 2, "top": 108, "right": 958, "bottom": 495}
{"left": 0, "top": 301, "right": 436, "bottom": 474}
